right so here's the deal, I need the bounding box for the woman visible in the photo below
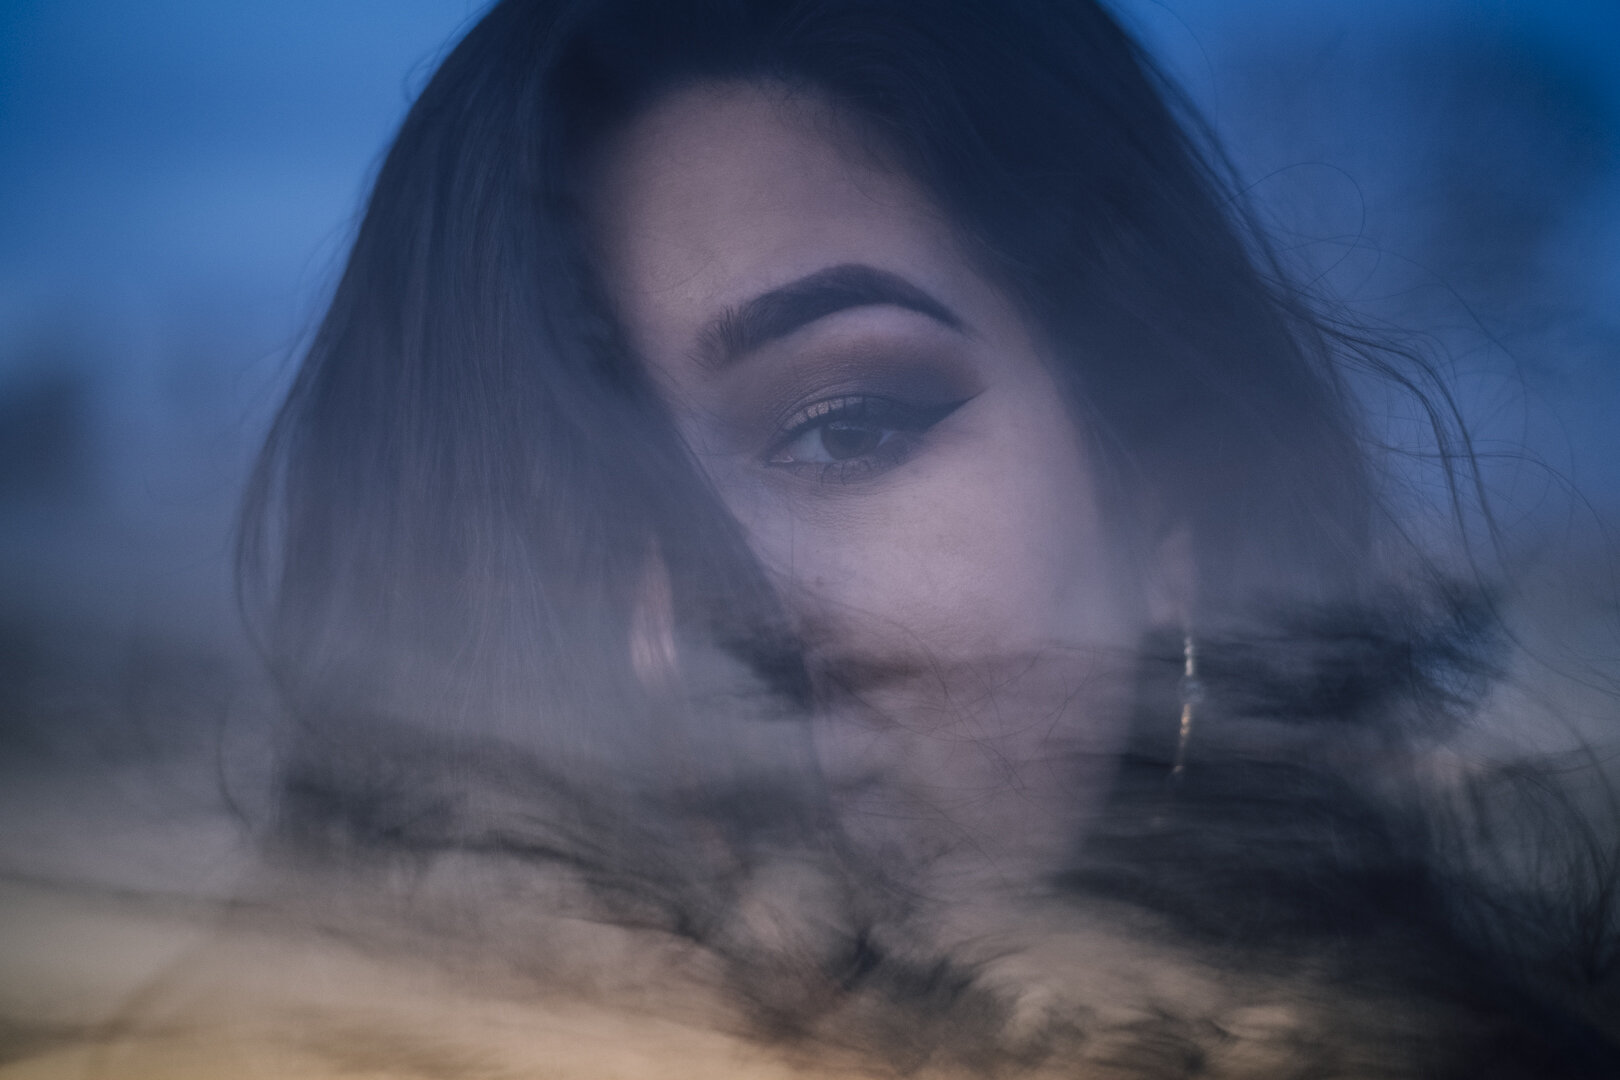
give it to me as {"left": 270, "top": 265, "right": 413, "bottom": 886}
{"left": 79, "top": 0, "right": 1619, "bottom": 1075}
{"left": 251, "top": 0, "right": 1380, "bottom": 861}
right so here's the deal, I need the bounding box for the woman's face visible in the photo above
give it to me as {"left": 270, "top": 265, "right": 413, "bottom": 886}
{"left": 593, "top": 83, "right": 1152, "bottom": 866}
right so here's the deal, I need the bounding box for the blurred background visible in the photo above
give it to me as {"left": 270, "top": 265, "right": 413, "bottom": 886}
{"left": 0, "top": 0, "right": 1616, "bottom": 892}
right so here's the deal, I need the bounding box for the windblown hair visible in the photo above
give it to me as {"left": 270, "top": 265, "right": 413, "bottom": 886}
{"left": 240, "top": 0, "right": 1398, "bottom": 741}
{"left": 236, "top": 1, "right": 1619, "bottom": 1075}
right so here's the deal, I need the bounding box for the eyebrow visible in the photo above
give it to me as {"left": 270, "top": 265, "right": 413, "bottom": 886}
{"left": 697, "top": 263, "right": 965, "bottom": 368}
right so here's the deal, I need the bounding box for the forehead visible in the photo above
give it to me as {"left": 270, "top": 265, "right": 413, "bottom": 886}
{"left": 589, "top": 82, "right": 981, "bottom": 368}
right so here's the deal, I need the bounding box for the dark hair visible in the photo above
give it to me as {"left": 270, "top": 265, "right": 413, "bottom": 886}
{"left": 236, "top": 3, "right": 1620, "bottom": 1072}
{"left": 241, "top": 0, "right": 1400, "bottom": 738}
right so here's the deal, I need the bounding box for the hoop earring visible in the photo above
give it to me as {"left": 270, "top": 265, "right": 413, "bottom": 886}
{"left": 1170, "top": 632, "right": 1201, "bottom": 782}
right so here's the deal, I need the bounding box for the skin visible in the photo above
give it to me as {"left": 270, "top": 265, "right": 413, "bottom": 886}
{"left": 592, "top": 82, "right": 1157, "bottom": 884}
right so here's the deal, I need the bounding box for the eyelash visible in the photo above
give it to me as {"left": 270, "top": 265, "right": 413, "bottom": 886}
{"left": 765, "top": 394, "right": 964, "bottom": 484}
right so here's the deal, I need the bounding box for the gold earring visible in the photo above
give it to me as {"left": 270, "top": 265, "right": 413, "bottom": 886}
{"left": 1170, "top": 632, "right": 1201, "bottom": 782}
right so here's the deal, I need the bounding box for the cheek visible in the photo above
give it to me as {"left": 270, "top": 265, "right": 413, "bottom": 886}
{"left": 727, "top": 387, "right": 1131, "bottom": 666}
{"left": 729, "top": 389, "right": 1138, "bottom": 874}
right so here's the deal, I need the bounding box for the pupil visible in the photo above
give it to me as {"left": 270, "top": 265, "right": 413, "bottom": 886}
{"left": 820, "top": 422, "right": 884, "bottom": 460}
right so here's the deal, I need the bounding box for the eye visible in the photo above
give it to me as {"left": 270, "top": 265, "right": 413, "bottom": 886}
{"left": 772, "top": 397, "right": 895, "bottom": 464}
{"left": 766, "top": 394, "right": 965, "bottom": 482}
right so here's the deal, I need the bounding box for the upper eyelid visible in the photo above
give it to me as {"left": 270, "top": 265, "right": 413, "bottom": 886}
{"left": 793, "top": 395, "right": 866, "bottom": 424}
{"left": 699, "top": 310, "right": 977, "bottom": 395}
{"left": 775, "top": 395, "right": 916, "bottom": 440}
{"left": 755, "top": 353, "right": 981, "bottom": 429}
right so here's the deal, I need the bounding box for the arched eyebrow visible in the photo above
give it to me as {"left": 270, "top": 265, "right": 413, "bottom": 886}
{"left": 697, "top": 263, "right": 965, "bottom": 369}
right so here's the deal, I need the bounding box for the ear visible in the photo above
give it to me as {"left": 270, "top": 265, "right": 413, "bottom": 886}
{"left": 629, "top": 542, "right": 679, "bottom": 688}
{"left": 1144, "top": 521, "right": 1197, "bottom": 630}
